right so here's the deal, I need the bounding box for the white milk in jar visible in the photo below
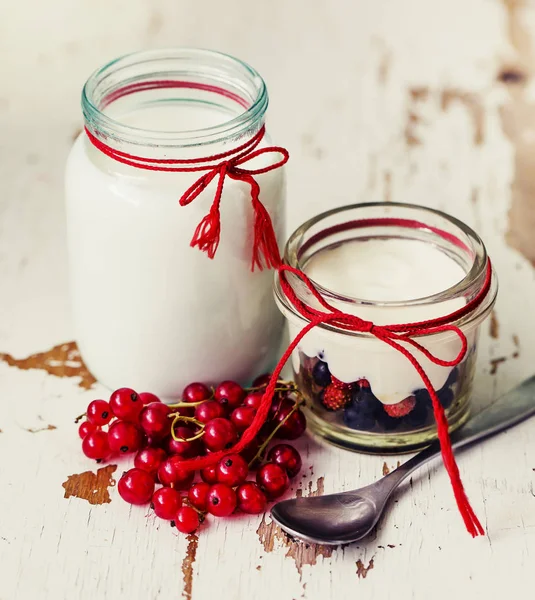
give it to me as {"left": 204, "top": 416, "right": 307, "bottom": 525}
{"left": 65, "top": 49, "right": 286, "bottom": 397}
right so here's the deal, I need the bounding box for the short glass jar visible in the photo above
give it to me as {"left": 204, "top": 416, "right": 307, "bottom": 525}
{"left": 274, "top": 203, "right": 497, "bottom": 452}
{"left": 65, "top": 49, "right": 285, "bottom": 397}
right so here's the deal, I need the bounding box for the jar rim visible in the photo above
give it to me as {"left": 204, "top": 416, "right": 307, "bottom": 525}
{"left": 276, "top": 202, "right": 497, "bottom": 331}
{"left": 82, "top": 48, "right": 268, "bottom": 148}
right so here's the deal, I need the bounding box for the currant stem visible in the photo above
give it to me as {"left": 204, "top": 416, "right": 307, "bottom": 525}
{"left": 167, "top": 400, "right": 205, "bottom": 409}
{"left": 169, "top": 413, "right": 206, "bottom": 442}
{"left": 247, "top": 393, "right": 304, "bottom": 468}
{"left": 74, "top": 412, "right": 87, "bottom": 424}
{"left": 245, "top": 379, "right": 298, "bottom": 393}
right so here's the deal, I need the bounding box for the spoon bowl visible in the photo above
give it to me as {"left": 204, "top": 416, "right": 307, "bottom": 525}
{"left": 271, "top": 375, "right": 535, "bottom": 545}
{"left": 271, "top": 489, "right": 381, "bottom": 545}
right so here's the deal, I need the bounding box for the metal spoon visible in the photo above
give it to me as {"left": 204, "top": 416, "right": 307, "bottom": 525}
{"left": 271, "top": 375, "right": 535, "bottom": 545}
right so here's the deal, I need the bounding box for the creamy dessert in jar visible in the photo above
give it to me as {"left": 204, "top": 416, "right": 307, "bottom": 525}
{"left": 275, "top": 203, "right": 497, "bottom": 452}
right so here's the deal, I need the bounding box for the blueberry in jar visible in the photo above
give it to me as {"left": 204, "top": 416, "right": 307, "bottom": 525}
{"left": 404, "top": 400, "right": 429, "bottom": 428}
{"left": 414, "top": 384, "right": 454, "bottom": 410}
{"left": 343, "top": 387, "right": 381, "bottom": 431}
{"left": 312, "top": 360, "right": 332, "bottom": 387}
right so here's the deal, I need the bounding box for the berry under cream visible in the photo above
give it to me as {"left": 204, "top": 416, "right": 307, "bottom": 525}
{"left": 65, "top": 49, "right": 286, "bottom": 397}
{"left": 275, "top": 203, "right": 497, "bottom": 452}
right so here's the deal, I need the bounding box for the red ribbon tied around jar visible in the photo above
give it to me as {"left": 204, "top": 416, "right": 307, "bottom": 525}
{"left": 87, "top": 115, "right": 492, "bottom": 537}
{"left": 85, "top": 124, "right": 287, "bottom": 271}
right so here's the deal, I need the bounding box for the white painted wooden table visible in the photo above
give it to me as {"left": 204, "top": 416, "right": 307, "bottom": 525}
{"left": 1, "top": 1, "right": 534, "bottom": 598}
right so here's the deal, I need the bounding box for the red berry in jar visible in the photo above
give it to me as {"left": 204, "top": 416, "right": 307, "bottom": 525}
{"left": 86, "top": 399, "right": 113, "bottom": 426}
{"left": 237, "top": 482, "right": 267, "bottom": 514}
{"left": 207, "top": 483, "right": 237, "bottom": 517}
{"left": 267, "top": 444, "right": 302, "bottom": 478}
{"left": 157, "top": 456, "right": 194, "bottom": 489}
{"left": 256, "top": 463, "right": 290, "bottom": 499}
{"left": 214, "top": 381, "right": 245, "bottom": 409}
{"left": 274, "top": 400, "right": 307, "bottom": 440}
{"left": 134, "top": 447, "right": 167, "bottom": 478}
{"left": 216, "top": 454, "right": 249, "bottom": 487}
{"left": 183, "top": 382, "right": 212, "bottom": 403}
{"left": 230, "top": 406, "right": 256, "bottom": 432}
{"left": 118, "top": 468, "right": 155, "bottom": 505}
{"left": 243, "top": 392, "right": 264, "bottom": 411}
{"left": 139, "top": 392, "right": 161, "bottom": 405}
{"left": 82, "top": 430, "right": 111, "bottom": 460}
{"left": 166, "top": 426, "right": 201, "bottom": 458}
{"left": 203, "top": 418, "right": 237, "bottom": 452}
{"left": 200, "top": 465, "right": 219, "bottom": 484}
{"left": 151, "top": 487, "right": 182, "bottom": 520}
{"left": 78, "top": 420, "right": 97, "bottom": 439}
{"left": 188, "top": 482, "right": 211, "bottom": 511}
{"left": 108, "top": 420, "right": 144, "bottom": 454}
{"left": 109, "top": 388, "right": 142, "bottom": 422}
{"left": 173, "top": 506, "right": 200, "bottom": 534}
{"left": 139, "top": 402, "right": 171, "bottom": 438}
{"left": 195, "top": 400, "right": 225, "bottom": 424}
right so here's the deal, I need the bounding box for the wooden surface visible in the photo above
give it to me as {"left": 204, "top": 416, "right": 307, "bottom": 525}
{"left": 1, "top": 1, "right": 535, "bottom": 598}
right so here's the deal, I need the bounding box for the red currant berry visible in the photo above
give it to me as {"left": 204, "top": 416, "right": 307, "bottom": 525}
{"left": 243, "top": 392, "right": 264, "bottom": 411}
{"left": 240, "top": 440, "right": 262, "bottom": 468}
{"left": 166, "top": 426, "right": 201, "bottom": 458}
{"left": 214, "top": 381, "right": 245, "bottom": 409}
{"left": 256, "top": 463, "right": 290, "bottom": 499}
{"left": 134, "top": 447, "right": 167, "bottom": 477}
{"left": 216, "top": 454, "right": 249, "bottom": 487}
{"left": 139, "top": 392, "right": 161, "bottom": 405}
{"left": 207, "top": 483, "right": 237, "bottom": 517}
{"left": 183, "top": 382, "right": 211, "bottom": 403}
{"left": 268, "top": 392, "right": 288, "bottom": 419}
{"left": 82, "top": 430, "right": 111, "bottom": 460}
{"left": 188, "top": 482, "right": 211, "bottom": 511}
{"left": 139, "top": 402, "right": 171, "bottom": 438}
{"left": 203, "top": 418, "right": 237, "bottom": 452}
{"left": 230, "top": 406, "right": 256, "bottom": 433}
{"left": 151, "top": 487, "right": 182, "bottom": 520}
{"left": 267, "top": 444, "right": 302, "bottom": 478}
{"left": 275, "top": 401, "right": 306, "bottom": 440}
{"left": 252, "top": 373, "right": 271, "bottom": 387}
{"left": 173, "top": 506, "right": 200, "bottom": 533}
{"left": 157, "top": 456, "right": 194, "bottom": 489}
{"left": 87, "top": 399, "right": 113, "bottom": 426}
{"left": 109, "top": 388, "right": 142, "bottom": 422}
{"left": 78, "top": 420, "right": 97, "bottom": 439}
{"left": 200, "top": 465, "right": 219, "bottom": 484}
{"left": 118, "top": 468, "right": 155, "bottom": 505}
{"left": 237, "top": 482, "right": 267, "bottom": 514}
{"left": 108, "top": 420, "right": 144, "bottom": 454}
{"left": 195, "top": 400, "right": 225, "bottom": 424}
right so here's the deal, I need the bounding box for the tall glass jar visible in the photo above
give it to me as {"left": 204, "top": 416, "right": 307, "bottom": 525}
{"left": 65, "top": 49, "right": 286, "bottom": 398}
{"left": 274, "top": 203, "right": 497, "bottom": 452}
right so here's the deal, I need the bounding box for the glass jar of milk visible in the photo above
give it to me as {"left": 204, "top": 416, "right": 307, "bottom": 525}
{"left": 65, "top": 49, "right": 286, "bottom": 398}
{"left": 275, "top": 203, "right": 497, "bottom": 452}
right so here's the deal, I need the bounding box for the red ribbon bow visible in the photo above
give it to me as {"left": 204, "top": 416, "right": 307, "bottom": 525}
{"left": 85, "top": 125, "right": 288, "bottom": 271}
{"left": 275, "top": 263, "right": 492, "bottom": 537}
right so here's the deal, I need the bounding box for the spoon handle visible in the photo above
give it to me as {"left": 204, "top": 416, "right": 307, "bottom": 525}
{"left": 384, "top": 374, "right": 535, "bottom": 486}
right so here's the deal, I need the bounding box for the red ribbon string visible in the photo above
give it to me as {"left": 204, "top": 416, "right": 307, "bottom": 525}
{"left": 84, "top": 125, "right": 288, "bottom": 270}
{"left": 86, "top": 102, "right": 490, "bottom": 535}
{"left": 162, "top": 260, "right": 491, "bottom": 538}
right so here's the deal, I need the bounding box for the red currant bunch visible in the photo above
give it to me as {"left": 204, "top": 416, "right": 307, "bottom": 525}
{"left": 76, "top": 375, "right": 307, "bottom": 535}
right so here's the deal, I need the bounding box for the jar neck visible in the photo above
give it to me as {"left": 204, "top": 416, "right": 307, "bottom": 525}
{"left": 82, "top": 48, "right": 268, "bottom": 160}
{"left": 276, "top": 203, "right": 497, "bottom": 329}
